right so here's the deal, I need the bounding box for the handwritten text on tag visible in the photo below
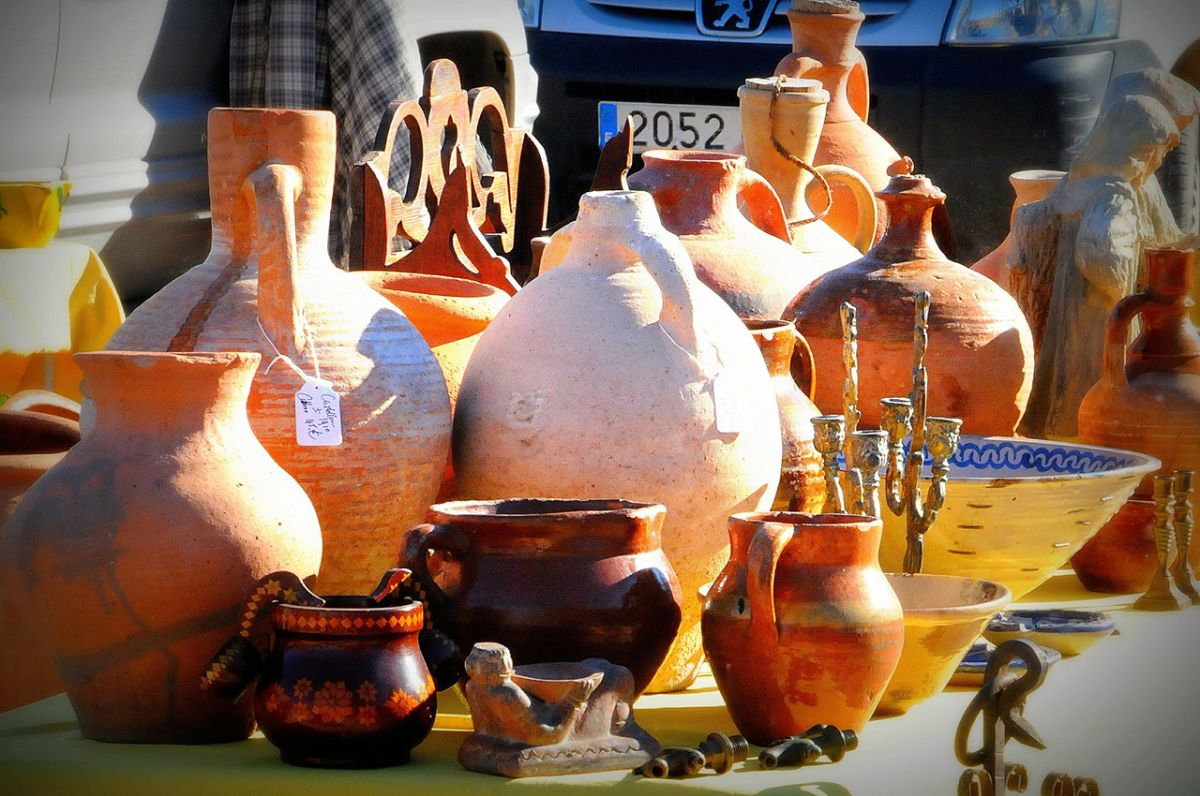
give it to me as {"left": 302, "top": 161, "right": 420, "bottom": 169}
{"left": 295, "top": 378, "right": 343, "bottom": 446}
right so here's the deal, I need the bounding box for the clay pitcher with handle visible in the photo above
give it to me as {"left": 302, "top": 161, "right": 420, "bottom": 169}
{"left": 103, "top": 109, "right": 452, "bottom": 595}
{"left": 739, "top": 76, "right": 877, "bottom": 280}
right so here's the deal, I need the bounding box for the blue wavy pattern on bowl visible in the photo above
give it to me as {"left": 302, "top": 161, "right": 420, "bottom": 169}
{"left": 950, "top": 439, "right": 1137, "bottom": 474}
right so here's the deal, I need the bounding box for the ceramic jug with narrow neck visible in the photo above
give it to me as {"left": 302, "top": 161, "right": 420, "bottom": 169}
{"left": 973, "top": 170, "right": 1066, "bottom": 293}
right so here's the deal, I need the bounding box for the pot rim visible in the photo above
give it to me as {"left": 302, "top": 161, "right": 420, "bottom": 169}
{"left": 271, "top": 598, "right": 424, "bottom": 636}
{"left": 883, "top": 572, "right": 1012, "bottom": 618}
{"left": 429, "top": 497, "right": 665, "bottom": 521}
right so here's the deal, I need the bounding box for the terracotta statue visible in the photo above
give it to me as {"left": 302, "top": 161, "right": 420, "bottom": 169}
{"left": 1011, "top": 69, "right": 1200, "bottom": 438}
{"left": 458, "top": 642, "right": 658, "bottom": 777}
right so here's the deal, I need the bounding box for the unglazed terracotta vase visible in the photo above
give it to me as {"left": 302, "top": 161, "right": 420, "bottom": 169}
{"left": 403, "top": 499, "right": 682, "bottom": 697}
{"left": 784, "top": 174, "right": 1035, "bottom": 434}
{"left": 256, "top": 597, "right": 435, "bottom": 767}
{"left": 0, "top": 351, "right": 322, "bottom": 742}
{"left": 1071, "top": 499, "right": 1157, "bottom": 594}
{"left": 453, "top": 190, "right": 782, "bottom": 692}
{"left": 972, "top": 170, "right": 1065, "bottom": 292}
{"left": 0, "top": 409, "right": 79, "bottom": 712}
{"left": 626, "top": 150, "right": 813, "bottom": 318}
{"left": 103, "top": 109, "right": 451, "bottom": 594}
{"left": 739, "top": 75, "right": 876, "bottom": 275}
{"left": 702, "top": 512, "right": 903, "bottom": 745}
{"left": 774, "top": 1, "right": 909, "bottom": 245}
{"left": 746, "top": 319, "right": 823, "bottom": 513}
{"left": 1077, "top": 248, "right": 1200, "bottom": 566}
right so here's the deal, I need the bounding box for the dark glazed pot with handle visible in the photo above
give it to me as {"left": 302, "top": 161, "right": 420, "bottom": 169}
{"left": 403, "top": 498, "right": 683, "bottom": 696}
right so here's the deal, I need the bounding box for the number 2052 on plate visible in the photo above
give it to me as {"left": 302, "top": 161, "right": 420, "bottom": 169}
{"left": 598, "top": 101, "right": 742, "bottom": 154}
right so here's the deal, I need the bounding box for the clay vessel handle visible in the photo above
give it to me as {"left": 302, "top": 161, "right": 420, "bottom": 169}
{"left": 400, "top": 522, "right": 470, "bottom": 622}
{"left": 1102, "top": 293, "right": 1155, "bottom": 388}
{"left": 848, "top": 59, "right": 870, "bottom": 123}
{"left": 246, "top": 163, "right": 307, "bottom": 361}
{"left": 810, "top": 164, "right": 877, "bottom": 253}
{"left": 790, "top": 328, "right": 817, "bottom": 400}
{"left": 738, "top": 166, "right": 793, "bottom": 244}
{"left": 633, "top": 231, "right": 722, "bottom": 378}
{"left": 746, "top": 521, "right": 795, "bottom": 643}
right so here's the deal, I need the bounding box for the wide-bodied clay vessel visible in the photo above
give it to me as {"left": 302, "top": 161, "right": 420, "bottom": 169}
{"left": 1071, "top": 499, "right": 1157, "bottom": 594}
{"left": 774, "top": 0, "right": 909, "bottom": 244}
{"left": 972, "top": 170, "right": 1065, "bottom": 292}
{"left": 453, "top": 191, "right": 781, "bottom": 692}
{"left": 1078, "top": 247, "right": 1200, "bottom": 567}
{"left": 1, "top": 351, "right": 322, "bottom": 742}
{"left": 626, "top": 150, "right": 813, "bottom": 318}
{"left": 745, "top": 319, "right": 823, "bottom": 513}
{"left": 739, "top": 75, "right": 876, "bottom": 275}
{"left": 103, "top": 109, "right": 451, "bottom": 594}
{"left": 702, "top": 512, "right": 903, "bottom": 745}
{"left": 784, "top": 174, "right": 1035, "bottom": 434}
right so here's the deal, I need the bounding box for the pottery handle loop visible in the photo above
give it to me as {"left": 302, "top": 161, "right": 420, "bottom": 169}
{"left": 247, "top": 162, "right": 308, "bottom": 362}
{"left": 790, "top": 328, "right": 817, "bottom": 400}
{"left": 746, "top": 521, "right": 794, "bottom": 643}
{"left": 848, "top": 60, "right": 870, "bottom": 124}
{"left": 1102, "top": 293, "right": 1154, "bottom": 388}
{"left": 737, "top": 167, "right": 793, "bottom": 244}
{"left": 400, "top": 523, "right": 470, "bottom": 623}
{"left": 810, "top": 164, "right": 877, "bottom": 254}
{"left": 634, "top": 232, "right": 722, "bottom": 379}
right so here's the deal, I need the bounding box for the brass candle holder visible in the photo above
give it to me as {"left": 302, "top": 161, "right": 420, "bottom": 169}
{"left": 1133, "top": 475, "right": 1188, "bottom": 611}
{"left": 1169, "top": 470, "right": 1198, "bottom": 605}
{"left": 813, "top": 414, "right": 848, "bottom": 513}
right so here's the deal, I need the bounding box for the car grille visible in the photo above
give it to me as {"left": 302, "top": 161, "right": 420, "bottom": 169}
{"left": 587, "top": 0, "right": 908, "bottom": 26}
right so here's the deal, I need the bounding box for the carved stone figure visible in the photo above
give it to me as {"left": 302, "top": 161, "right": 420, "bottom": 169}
{"left": 458, "top": 643, "right": 659, "bottom": 777}
{"left": 1011, "top": 69, "right": 1200, "bottom": 438}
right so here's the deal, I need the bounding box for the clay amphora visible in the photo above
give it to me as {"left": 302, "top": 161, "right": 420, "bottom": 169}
{"left": 103, "top": 109, "right": 451, "bottom": 594}
{"left": 775, "top": 1, "right": 909, "bottom": 244}
{"left": 453, "top": 190, "right": 782, "bottom": 692}
{"left": 0, "top": 409, "right": 79, "bottom": 711}
{"left": 1071, "top": 499, "right": 1157, "bottom": 594}
{"left": 784, "top": 174, "right": 1035, "bottom": 434}
{"left": 739, "top": 75, "right": 877, "bottom": 276}
{"left": 702, "top": 512, "right": 904, "bottom": 745}
{"left": 745, "top": 319, "right": 824, "bottom": 513}
{"left": 973, "top": 170, "right": 1066, "bottom": 292}
{"left": 403, "top": 499, "right": 683, "bottom": 697}
{"left": 1078, "top": 248, "right": 1200, "bottom": 566}
{"left": 626, "top": 150, "right": 813, "bottom": 318}
{"left": 0, "top": 351, "right": 322, "bottom": 742}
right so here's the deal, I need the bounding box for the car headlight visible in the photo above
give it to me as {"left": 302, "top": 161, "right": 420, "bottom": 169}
{"left": 944, "top": 0, "right": 1121, "bottom": 45}
{"left": 518, "top": 0, "right": 542, "bottom": 28}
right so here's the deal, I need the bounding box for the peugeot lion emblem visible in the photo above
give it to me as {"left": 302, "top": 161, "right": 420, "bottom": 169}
{"left": 696, "top": 0, "right": 774, "bottom": 38}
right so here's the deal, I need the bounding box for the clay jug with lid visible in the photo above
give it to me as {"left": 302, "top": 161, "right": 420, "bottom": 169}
{"left": 626, "top": 150, "right": 812, "bottom": 318}
{"left": 103, "top": 109, "right": 451, "bottom": 594}
{"left": 783, "top": 174, "right": 1035, "bottom": 434}
{"left": 973, "top": 170, "right": 1066, "bottom": 292}
{"left": 775, "top": 0, "right": 909, "bottom": 245}
{"left": 1078, "top": 248, "right": 1200, "bottom": 567}
{"left": 1, "top": 351, "right": 323, "bottom": 742}
{"left": 453, "top": 190, "right": 782, "bottom": 693}
{"left": 701, "top": 512, "right": 904, "bottom": 746}
{"left": 739, "top": 76, "right": 877, "bottom": 277}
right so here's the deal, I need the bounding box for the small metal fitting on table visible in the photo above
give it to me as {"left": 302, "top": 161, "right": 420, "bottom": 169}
{"left": 633, "top": 732, "right": 748, "bottom": 778}
{"left": 758, "top": 724, "right": 859, "bottom": 769}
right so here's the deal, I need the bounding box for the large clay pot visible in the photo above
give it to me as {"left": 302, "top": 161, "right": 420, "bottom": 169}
{"left": 402, "top": 498, "right": 682, "bottom": 697}
{"left": 972, "top": 170, "right": 1066, "bottom": 293}
{"left": 626, "top": 150, "right": 813, "bottom": 318}
{"left": 774, "top": 1, "right": 909, "bottom": 245}
{"left": 783, "top": 174, "right": 1035, "bottom": 434}
{"left": 1078, "top": 247, "right": 1200, "bottom": 567}
{"left": 739, "top": 75, "right": 877, "bottom": 276}
{"left": 702, "top": 512, "right": 904, "bottom": 745}
{"left": 1071, "top": 499, "right": 1157, "bottom": 594}
{"left": 0, "top": 409, "right": 79, "bottom": 711}
{"left": 453, "top": 190, "right": 782, "bottom": 692}
{"left": 103, "top": 109, "right": 451, "bottom": 594}
{"left": 0, "top": 351, "right": 322, "bottom": 742}
{"left": 745, "top": 319, "right": 823, "bottom": 513}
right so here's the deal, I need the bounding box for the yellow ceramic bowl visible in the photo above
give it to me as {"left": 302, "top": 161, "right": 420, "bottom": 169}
{"left": 0, "top": 181, "right": 70, "bottom": 248}
{"left": 877, "top": 436, "right": 1159, "bottom": 599}
{"left": 875, "top": 572, "right": 1010, "bottom": 716}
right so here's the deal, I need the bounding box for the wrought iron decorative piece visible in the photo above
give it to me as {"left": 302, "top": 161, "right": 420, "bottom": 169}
{"left": 1040, "top": 773, "right": 1101, "bottom": 795}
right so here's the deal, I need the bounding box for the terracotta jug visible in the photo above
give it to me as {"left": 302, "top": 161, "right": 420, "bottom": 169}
{"left": 453, "top": 190, "right": 782, "bottom": 692}
{"left": 745, "top": 319, "right": 824, "bottom": 513}
{"left": 0, "top": 351, "right": 323, "bottom": 742}
{"left": 701, "top": 512, "right": 904, "bottom": 745}
{"left": 973, "top": 170, "right": 1066, "bottom": 292}
{"left": 774, "top": 0, "right": 910, "bottom": 245}
{"left": 739, "top": 75, "right": 877, "bottom": 276}
{"left": 402, "top": 499, "right": 682, "bottom": 697}
{"left": 783, "top": 174, "right": 1035, "bottom": 434}
{"left": 1071, "top": 499, "right": 1158, "bottom": 594}
{"left": 103, "top": 108, "right": 451, "bottom": 594}
{"left": 626, "top": 150, "right": 813, "bottom": 318}
{"left": 1078, "top": 248, "right": 1200, "bottom": 566}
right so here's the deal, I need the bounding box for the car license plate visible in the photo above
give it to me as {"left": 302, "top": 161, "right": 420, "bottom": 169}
{"left": 598, "top": 101, "right": 742, "bottom": 154}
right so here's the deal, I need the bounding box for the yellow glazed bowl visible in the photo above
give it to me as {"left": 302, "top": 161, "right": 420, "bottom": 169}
{"left": 0, "top": 182, "right": 70, "bottom": 248}
{"left": 875, "top": 572, "right": 1010, "bottom": 716}
{"left": 877, "top": 436, "right": 1159, "bottom": 599}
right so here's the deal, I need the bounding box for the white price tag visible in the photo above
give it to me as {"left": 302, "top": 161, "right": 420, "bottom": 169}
{"left": 711, "top": 371, "right": 744, "bottom": 435}
{"left": 295, "top": 377, "right": 343, "bottom": 446}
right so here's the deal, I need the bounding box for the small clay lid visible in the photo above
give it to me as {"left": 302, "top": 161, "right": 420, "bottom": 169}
{"left": 792, "top": 0, "right": 859, "bottom": 13}
{"left": 877, "top": 173, "right": 947, "bottom": 205}
{"left": 741, "top": 76, "right": 829, "bottom": 103}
